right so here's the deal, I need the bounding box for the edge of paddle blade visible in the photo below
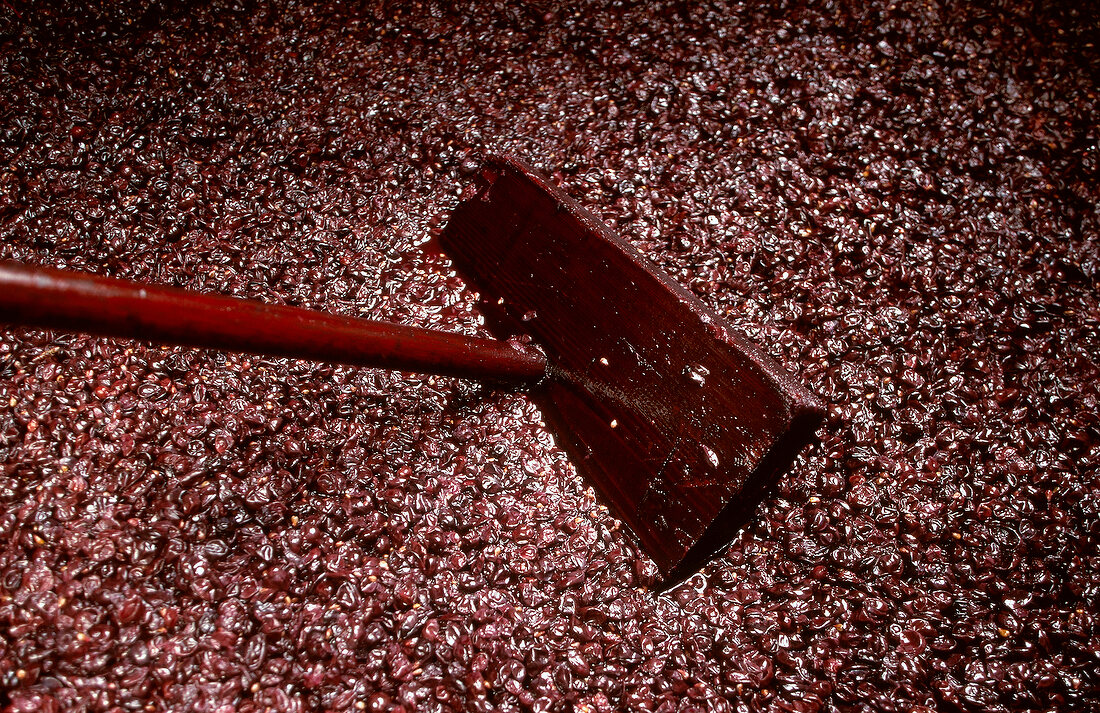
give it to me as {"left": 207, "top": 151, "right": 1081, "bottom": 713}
{"left": 440, "top": 155, "right": 824, "bottom": 584}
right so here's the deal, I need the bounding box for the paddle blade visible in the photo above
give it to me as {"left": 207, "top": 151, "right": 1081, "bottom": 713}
{"left": 440, "top": 157, "right": 823, "bottom": 583}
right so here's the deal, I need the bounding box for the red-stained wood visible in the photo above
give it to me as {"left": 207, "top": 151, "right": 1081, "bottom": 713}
{"left": 1, "top": 157, "right": 822, "bottom": 584}
{"left": 440, "top": 157, "right": 824, "bottom": 583}
{"left": 0, "top": 262, "right": 547, "bottom": 384}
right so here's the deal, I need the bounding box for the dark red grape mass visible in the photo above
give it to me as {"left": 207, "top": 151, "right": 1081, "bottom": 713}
{"left": 1, "top": 2, "right": 1097, "bottom": 712}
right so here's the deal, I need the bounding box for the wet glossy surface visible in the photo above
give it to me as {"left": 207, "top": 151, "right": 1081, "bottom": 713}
{"left": 1, "top": 1, "right": 1098, "bottom": 712}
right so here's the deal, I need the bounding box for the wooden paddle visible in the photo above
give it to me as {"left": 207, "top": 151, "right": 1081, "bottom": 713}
{"left": 0, "top": 156, "right": 822, "bottom": 583}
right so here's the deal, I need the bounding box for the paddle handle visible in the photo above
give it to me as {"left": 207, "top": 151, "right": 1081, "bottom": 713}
{"left": 0, "top": 262, "right": 547, "bottom": 384}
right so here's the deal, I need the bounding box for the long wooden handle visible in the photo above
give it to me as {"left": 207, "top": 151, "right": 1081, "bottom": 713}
{"left": 0, "top": 262, "right": 547, "bottom": 384}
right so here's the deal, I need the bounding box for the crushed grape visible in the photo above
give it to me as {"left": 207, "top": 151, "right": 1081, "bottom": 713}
{"left": 1, "top": 1, "right": 1097, "bottom": 712}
